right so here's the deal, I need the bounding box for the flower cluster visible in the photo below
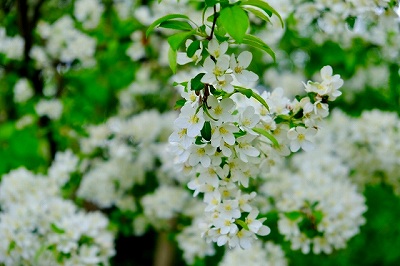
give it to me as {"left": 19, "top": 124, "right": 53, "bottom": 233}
{"left": 0, "top": 151, "right": 115, "bottom": 266}
{"left": 260, "top": 163, "right": 367, "bottom": 254}
{"left": 264, "top": 0, "right": 399, "bottom": 60}
{"left": 31, "top": 15, "right": 96, "bottom": 70}
{"left": 312, "top": 109, "right": 400, "bottom": 196}
{"left": 169, "top": 38, "right": 344, "bottom": 249}
{"left": 219, "top": 240, "right": 288, "bottom": 266}
{"left": 0, "top": 27, "right": 24, "bottom": 60}
{"left": 77, "top": 109, "right": 176, "bottom": 211}
{"left": 74, "top": 0, "right": 104, "bottom": 30}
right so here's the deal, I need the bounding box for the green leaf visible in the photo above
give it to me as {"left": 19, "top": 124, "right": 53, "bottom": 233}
{"left": 191, "top": 73, "right": 205, "bottom": 91}
{"left": 146, "top": 14, "right": 190, "bottom": 37}
{"left": 253, "top": 127, "right": 280, "bottom": 148}
{"left": 174, "top": 99, "right": 187, "bottom": 109}
{"left": 205, "top": 0, "right": 218, "bottom": 6}
{"left": 234, "top": 86, "right": 270, "bottom": 111}
{"left": 50, "top": 223, "right": 65, "bottom": 234}
{"left": 168, "top": 30, "right": 196, "bottom": 51}
{"left": 235, "top": 87, "right": 253, "bottom": 98}
{"left": 242, "top": 34, "right": 275, "bottom": 61}
{"left": 187, "top": 40, "right": 201, "bottom": 58}
{"left": 242, "top": 6, "right": 271, "bottom": 24}
{"left": 240, "top": 0, "right": 284, "bottom": 27}
{"left": 284, "top": 211, "right": 302, "bottom": 221}
{"left": 8, "top": 241, "right": 16, "bottom": 253}
{"left": 313, "top": 210, "right": 324, "bottom": 224}
{"left": 195, "top": 136, "right": 205, "bottom": 145}
{"left": 168, "top": 47, "right": 177, "bottom": 74}
{"left": 34, "top": 245, "right": 48, "bottom": 264}
{"left": 219, "top": 6, "right": 249, "bottom": 43}
{"left": 233, "top": 130, "right": 246, "bottom": 138}
{"left": 236, "top": 219, "right": 249, "bottom": 230}
{"left": 159, "top": 20, "right": 193, "bottom": 31}
{"left": 201, "top": 121, "right": 212, "bottom": 141}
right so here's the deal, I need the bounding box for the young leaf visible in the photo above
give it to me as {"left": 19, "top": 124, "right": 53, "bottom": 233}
{"left": 235, "top": 219, "right": 249, "bottom": 230}
{"left": 159, "top": 20, "right": 193, "bottom": 31}
{"left": 174, "top": 99, "right": 187, "bottom": 109}
{"left": 235, "top": 86, "right": 270, "bottom": 111}
{"left": 168, "top": 30, "right": 196, "bottom": 51}
{"left": 191, "top": 73, "right": 206, "bottom": 91}
{"left": 205, "top": 0, "right": 218, "bottom": 7}
{"left": 284, "top": 211, "right": 302, "bottom": 221}
{"left": 50, "top": 223, "right": 65, "bottom": 234}
{"left": 240, "top": 0, "right": 284, "bottom": 27}
{"left": 242, "top": 6, "right": 271, "bottom": 24}
{"left": 187, "top": 40, "right": 201, "bottom": 58}
{"left": 201, "top": 121, "right": 212, "bottom": 141}
{"left": 146, "top": 14, "right": 190, "bottom": 37}
{"left": 242, "top": 34, "right": 275, "bottom": 61}
{"left": 253, "top": 127, "right": 279, "bottom": 147}
{"left": 168, "top": 47, "right": 177, "bottom": 73}
{"left": 219, "top": 6, "right": 249, "bottom": 43}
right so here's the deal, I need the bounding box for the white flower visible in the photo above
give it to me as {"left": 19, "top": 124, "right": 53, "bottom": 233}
{"left": 214, "top": 216, "right": 238, "bottom": 235}
{"left": 169, "top": 127, "right": 195, "bottom": 149}
{"left": 239, "top": 106, "right": 260, "bottom": 133}
{"left": 245, "top": 209, "right": 263, "bottom": 233}
{"left": 217, "top": 199, "right": 241, "bottom": 219}
{"left": 214, "top": 74, "right": 234, "bottom": 93}
{"left": 234, "top": 134, "right": 260, "bottom": 162}
{"left": 188, "top": 144, "right": 215, "bottom": 168}
{"left": 198, "top": 165, "right": 225, "bottom": 188}
{"left": 287, "top": 126, "right": 317, "bottom": 152}
{"left": 206, "top": 39, "right": 228, "bottom": 59}
{"left": 174, "top": 103, "right": 205, "bottom": 138}
{"left": 201, "top": 55, "right": 230, "bottom": 84}
{"left": 210, "top": 122, "right": 237, "bottom": 147}
{"left": 230, "top": 51, "right": 258, "bottom": 86}
{"left": 207, "top": 95, "right": 235, "bottom": 122}
{"left": 237, "top": 191, "right": 256, "bottom": 212}
{"left": 228, "top": 229, "right": 255, "bottom": 249}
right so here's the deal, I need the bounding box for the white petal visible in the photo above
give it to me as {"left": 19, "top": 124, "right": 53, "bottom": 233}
{"left": 321, "top": 65, "right": 333, "bottom": 79}
{"left": 177, "top": 53, "right": 193, "bottom": 65}
{"left": 237, "top": 51, "right": 252, "bottom": 68}
{"left": 301, "top": 140, "right": 315, "bottom": 151}
{"left": 290, "top": 141, "right": 300, "bottom": 152}
{"left": 257, "top": 225, "right": 271, "bottom": 236}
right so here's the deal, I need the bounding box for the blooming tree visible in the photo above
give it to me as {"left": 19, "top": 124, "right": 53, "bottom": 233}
{"left": 0, "top": 0, "right": 399, "bottom": 265}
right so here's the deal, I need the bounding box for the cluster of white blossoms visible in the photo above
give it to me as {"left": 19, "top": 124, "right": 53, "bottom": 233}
{"left": 175, "top": 217, "right": 216, "bottom": 265}
{"left": 141, "top": 186, "right": 193, "bottom": 230}
{"left": 262, "top": 0, "right": 400, "bottom": 60}
{"left": 13, "top": 78, "right": 34, "bottom": 103}
{"left": 31, "top": 15, "right": 96, "bottom": 70}
{"left": 74, "top": 0, "right": 104, "bottom": 30}
{"left": 0, "top": 27, "right": 24, "bottom": 60}
{"left": 260, "top": 163, "right": 367, "bottom": 254}
{"left": 77, "top": 109, "right": 177, "bottom": 214}
{"left": 35, "top": 98, "right": 63, "bottom": 120}
{"left": 169, "top": 38, "right": 344, "bottom": 249}
{"left": 311, "top": 109, "right": 400, "bottom": 196}
{"left": 219, "top": 240, "right": 288, "bottom": 266}
{"left": 0, "top": 151, "right": 115, "bottom": 265}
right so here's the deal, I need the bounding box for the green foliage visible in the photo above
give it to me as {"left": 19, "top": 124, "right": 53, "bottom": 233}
{"left": 146, "top": 14, "right": 191, "bottom": 37}
{"left": 219, "top": 6, "right": 249, "bottom": 43}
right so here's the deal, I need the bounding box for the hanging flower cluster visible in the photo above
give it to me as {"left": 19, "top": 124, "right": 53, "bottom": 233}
{"left": 168, "top": 34, "right": 344, "bottom": 249}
